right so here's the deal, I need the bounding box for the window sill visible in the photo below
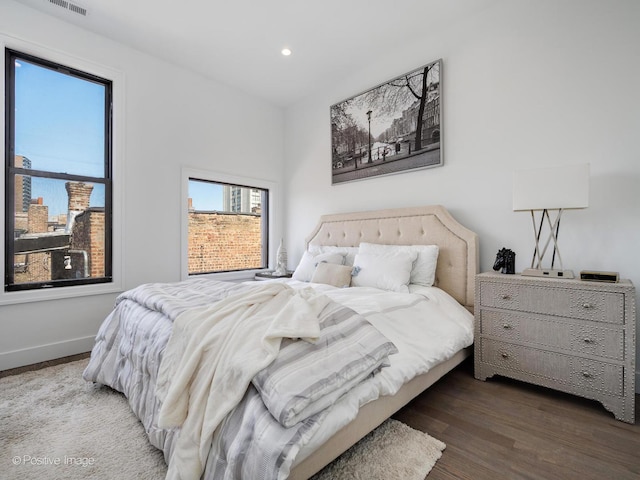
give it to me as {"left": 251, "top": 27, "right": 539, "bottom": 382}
{"left": 0, "top": 281, "right": 123, "bottom": 306}
{"left": 186, "top": 269, "right": 269, "bottom": 283}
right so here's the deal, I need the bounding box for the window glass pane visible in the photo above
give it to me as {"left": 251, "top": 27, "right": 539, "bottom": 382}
{"left": 11, "top": 175, "right": 106, "bottom": 284}
{"left": 6, "top": 49, "right": 112, "bottom": 292}
{"left": 188, "top": 179, "right": 267, "bottom": 274}
{"left": 14, "top": 58, "right": 106, "bottom": 178}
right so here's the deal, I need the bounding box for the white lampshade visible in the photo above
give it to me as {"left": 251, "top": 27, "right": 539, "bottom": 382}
{"left": 513, "top": 164, "right": 589, "bottom": 211}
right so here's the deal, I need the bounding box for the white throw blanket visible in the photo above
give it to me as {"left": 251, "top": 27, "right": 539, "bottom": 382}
{"left": 155, "top": 282, "right": 329, "bottom": 480}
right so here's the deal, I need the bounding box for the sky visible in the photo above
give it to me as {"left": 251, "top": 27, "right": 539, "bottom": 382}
{"left": 188, "top": 179, "right": 223, "bottom": 211}
{"left": 14, "top": 56, "right": 243, "bottom": 217}
{"left": 14, "top": 58, "right": 106, "bottom": 217}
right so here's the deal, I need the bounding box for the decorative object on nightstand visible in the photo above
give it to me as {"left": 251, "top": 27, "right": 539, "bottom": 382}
{"left": 580, "top": 270, "right": 620, "bottom": 283}
{"left": 274, "top": 239, "right": 288, "bottom": 276}
{"left": 492, "top": 248, "right": 516, "bottom": 274}
{"left": 255, "top": 271, "right": 292, "bottom": 281}
{"left": 474, "top": 272, "right": 636, "bottom": 423}
{"left": 513, "top": 164, "right": 589, "bottom": 279}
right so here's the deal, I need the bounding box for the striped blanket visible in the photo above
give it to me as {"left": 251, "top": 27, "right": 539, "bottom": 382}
{"left": 83, "top": 278, "right": 397, "bottom": 480}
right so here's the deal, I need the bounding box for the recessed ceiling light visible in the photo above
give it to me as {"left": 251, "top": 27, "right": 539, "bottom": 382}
{"left": 281, "top": 48, "right": 292, "bottom": 56}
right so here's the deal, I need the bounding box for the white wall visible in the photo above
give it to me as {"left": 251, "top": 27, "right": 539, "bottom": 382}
{"left": 0, "top": 1, "right": 284, "bottom": 370}
{"left": 2, "top": 0, "right": 639, "bottom": 393}
{"left": 283, "top": 0, "right": 640, "bottom": 387}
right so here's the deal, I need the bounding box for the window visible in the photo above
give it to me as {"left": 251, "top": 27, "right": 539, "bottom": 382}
{"left": 4, "top": 49, "right": 112, "bottom": 292}
{"left": 187, "top": 178, "right": 269, "bottom": 275}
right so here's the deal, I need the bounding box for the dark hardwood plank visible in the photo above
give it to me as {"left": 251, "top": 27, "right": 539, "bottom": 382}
{"left": 393, "top": 359, "right": 640, "bottom": 480}
{"left": 0, "top": 352, "right": 90, "bottom": 379}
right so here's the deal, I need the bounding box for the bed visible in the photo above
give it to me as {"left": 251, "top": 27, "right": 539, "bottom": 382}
{"left": 83, "top": 205, "right": 478, "bottom": 480}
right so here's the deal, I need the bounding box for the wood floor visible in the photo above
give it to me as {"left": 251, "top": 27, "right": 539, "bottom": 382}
{"left": 0, "top": 352, "right": 90, "bottom": 379}
{"left": 393, "top": 358, "right": 640, "bottom": 480}
{"left": 3, "top": 354, "right": 638, "bottom": 479}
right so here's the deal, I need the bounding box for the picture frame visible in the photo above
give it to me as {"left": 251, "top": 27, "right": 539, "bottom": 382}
{"left": 330, "top": 58, "right": 442, "bottom": 184}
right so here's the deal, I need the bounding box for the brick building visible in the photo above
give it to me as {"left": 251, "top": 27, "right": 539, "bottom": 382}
{"left": 14, "top": 179, "right": 261, "bottom": 282}
{"left": 188, "top": 210, "right": 263, "bottom": 274}
{"left": 12, "top": 181, "right": 105, "bottom": 284}
{"left": 14, "top": 198, "right": 51, "bottom": 284}
{"left": 66, "top": 207, "right": 105, "bottom": 278}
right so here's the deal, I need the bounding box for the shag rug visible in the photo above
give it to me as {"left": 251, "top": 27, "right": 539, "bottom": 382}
{"left": 0, "top": 360, "right": 445, "bottom": 480}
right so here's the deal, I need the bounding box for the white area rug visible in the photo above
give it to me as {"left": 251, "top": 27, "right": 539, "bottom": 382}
{"left": 311, "top": 416, "right": 445, "bottom": 480}
{"left": 0, "top": 360, "right": 445, "bottom": 479}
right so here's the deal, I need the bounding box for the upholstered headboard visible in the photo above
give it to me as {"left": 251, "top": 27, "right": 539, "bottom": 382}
{"left": 304, "top": 205, "right": 479, "bottom": 310}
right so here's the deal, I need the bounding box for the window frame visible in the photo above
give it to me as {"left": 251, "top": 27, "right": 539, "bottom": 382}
{"left": 0, "top": 35, "right": 123, "bottom": 305}
{"left": 181, "top": 167, "right": 278, "bottom": 282}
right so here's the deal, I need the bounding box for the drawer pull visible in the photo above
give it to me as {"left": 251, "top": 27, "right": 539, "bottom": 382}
{"left": 501, "top": 294, "right": 511, "bottom": 300}
{"left": 501, "top": 352, "right": 509, "bottom": 359}
{"left": 583, "top": 338, "right": 595, "bottom": 344}
{"left": 582, "top": 303, "right": 594, "bottom": 309}
{"left": 582, "top": 371, "right": 593, "bottom": 378}
{"left": 502, "top": 324, "right": 513, "bottom": 330}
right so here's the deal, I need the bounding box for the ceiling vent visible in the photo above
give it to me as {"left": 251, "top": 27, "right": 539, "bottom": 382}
{"left": 45, "top": 0, "right": 88, "bottom": 17}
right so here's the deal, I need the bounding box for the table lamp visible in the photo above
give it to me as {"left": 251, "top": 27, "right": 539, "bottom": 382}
{"left": 513, "top": 164, "right": 589, "bottom": 279}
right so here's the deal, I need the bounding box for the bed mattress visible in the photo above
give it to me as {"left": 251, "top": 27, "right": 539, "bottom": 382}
{"left": 83, "top": 277, "right": 474, "bottom": 479}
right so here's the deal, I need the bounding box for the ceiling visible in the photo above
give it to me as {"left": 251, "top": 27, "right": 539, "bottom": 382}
{"left": 14, "top": 0, "right": 497, "bottom": 107}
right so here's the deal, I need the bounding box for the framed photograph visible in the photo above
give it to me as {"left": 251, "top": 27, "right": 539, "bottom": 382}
{"left": 330, "top": 59, "right": 442, "bottom": 184}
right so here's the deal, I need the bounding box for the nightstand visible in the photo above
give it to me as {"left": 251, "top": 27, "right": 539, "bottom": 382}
{"left": 474, "top": 272, "right": 636, "bottom": 423}
{"left": 254, "top": 271, "right": 293, "bottom": 281}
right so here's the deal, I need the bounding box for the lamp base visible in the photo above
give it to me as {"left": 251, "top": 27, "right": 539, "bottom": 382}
{"left": 521, "top": 268, "right": 574, "bottom": 279}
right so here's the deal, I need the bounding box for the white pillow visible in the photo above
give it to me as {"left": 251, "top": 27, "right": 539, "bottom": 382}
{"left": 309, "top": 245, "right": 360, "bottom": 266}
{"left": 358, "top": 242, "right": 439, "bottom": 287}
{"left": 292, "top": 251, "right": 345, "bottom": 282}
{"left": 351, "top": 250, "right": 417, "bottom": 292}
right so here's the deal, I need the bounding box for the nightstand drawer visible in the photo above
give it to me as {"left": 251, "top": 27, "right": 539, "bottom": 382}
{"left": 479, "top": 310, "right": 624, "bottom": 361}
{"left": 479, "top": 282, "right": 625, "bottom": 324}
{"left": 481, "top": 339, "right": 624, "bottom": 396}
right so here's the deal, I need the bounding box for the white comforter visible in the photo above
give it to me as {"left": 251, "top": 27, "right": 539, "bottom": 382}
{"left": 156, "top": 282, "right": 329, "bottom": 480}
{"left": 83, "top": 278, "right": 474, "bottom": 479}
{"left": 285, "top": 280, "right": 475, "bottom": 462}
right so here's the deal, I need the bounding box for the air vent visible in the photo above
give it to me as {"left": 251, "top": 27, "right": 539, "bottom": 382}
{"left": 46, "top": 0, "right": 88, "bottom": 16}
{"left": 68, "top": 3, "right": 87, "bottom": 16}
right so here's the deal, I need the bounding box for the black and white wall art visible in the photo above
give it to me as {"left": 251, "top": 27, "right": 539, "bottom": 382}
{"left": 330, "top": 58, "right": 442, "bottom": 184}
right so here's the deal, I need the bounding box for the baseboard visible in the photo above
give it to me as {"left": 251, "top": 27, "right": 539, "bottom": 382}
{"left": 0, "top": 336, "right": 95, "bottom": 372}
